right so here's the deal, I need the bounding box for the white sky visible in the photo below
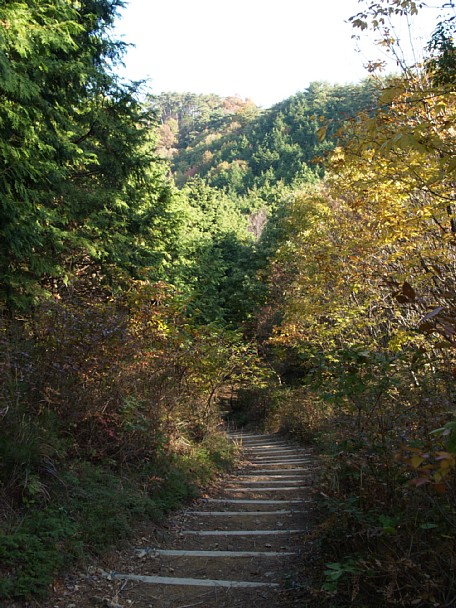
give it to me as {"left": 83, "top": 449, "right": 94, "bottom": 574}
{"left": 113, "top": 0, "right": 442, "bottom": 108}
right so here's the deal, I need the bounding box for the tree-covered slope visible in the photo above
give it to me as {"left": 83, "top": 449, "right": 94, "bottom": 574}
{"left": 149, "top": 81, "right": 379, "bottom": 195}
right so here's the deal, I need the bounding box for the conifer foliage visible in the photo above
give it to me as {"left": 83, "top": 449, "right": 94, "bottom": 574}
{"left": 0, "top": 3, "right": 257, "bottom": 600}
{"left": 0, "top": 0, "right": 173, "bottom": 308}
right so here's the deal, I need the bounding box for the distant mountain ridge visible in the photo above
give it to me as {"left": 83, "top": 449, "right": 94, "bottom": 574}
{"left": 148, "top": 81, "right": 379, "bottom": 195}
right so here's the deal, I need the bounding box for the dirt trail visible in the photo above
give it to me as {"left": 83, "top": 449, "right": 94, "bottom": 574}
{"left": 31, "top": 432, "right": 317, "bottom": 608}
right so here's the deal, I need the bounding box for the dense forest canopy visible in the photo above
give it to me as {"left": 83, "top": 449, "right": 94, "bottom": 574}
{"left": 149, "top": 81, "right": 379, "bottom": 195}
{"left": 1, "top": 0, "right": 456, "bottom": 606}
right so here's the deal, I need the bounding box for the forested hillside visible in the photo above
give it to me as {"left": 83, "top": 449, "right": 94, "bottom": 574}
{"left": 149, "top": 81, "right": 378, "bottom": 194}
{"left": 1, "top": 0, "right": 456, "bottom": 606}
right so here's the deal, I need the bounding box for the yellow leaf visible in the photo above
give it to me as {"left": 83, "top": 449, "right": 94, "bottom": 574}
{"left": 411, "top": 455, "right": 425, "bottom": 469}
{"left": 317, "top": 125, "right": 328, "bottom": 142}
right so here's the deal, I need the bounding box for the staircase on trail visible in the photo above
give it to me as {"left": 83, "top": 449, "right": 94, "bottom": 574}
{"left": 98, "top": 432, "right": 315, "bottom": 607}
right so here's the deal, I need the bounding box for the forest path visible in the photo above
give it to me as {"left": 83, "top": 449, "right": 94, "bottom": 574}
{"left": 39, "top": 433, "right": 317, "bottom": 608}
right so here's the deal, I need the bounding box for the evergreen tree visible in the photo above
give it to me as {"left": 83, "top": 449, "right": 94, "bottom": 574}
{"left": 0, "top": 0, "right": 173, "bottom": 309}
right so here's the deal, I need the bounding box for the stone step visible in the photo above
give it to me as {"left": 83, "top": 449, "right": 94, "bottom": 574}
{"left": 204, "top": 498, "right": 305, "bottom": 504}
{"left": 243, "top": 444, "right": 309, "bottom": 454}
{"left": 235, "top": 444, "right": 295, "bottom": 449}
{"left": 240, "top": 442, "right": 291, "bottom": 446}
{"left": 104, "top": 572, "right": 279, "bottom": 588}
{"left": 234, "top": 442, "right": 279, "bottom": 445}
{"left": 186, "top": 510, "right": 303, "bottom": 516}
{"left": 232, "top": 436, "right": 287, "bottom": 440}
{"left": 245, "top": 454, "right": 305, "bottom": 459}
{"left": 181, "top": 529, "right": 305, "bottom": 536}
{"left": 243, "top": 445, "right": 303, "bottom": 450}
{"left": 136, "top": 549, "right": 296, "bottom": 557}
{"left": 239, "top": 444, "right": 295, "bottom": 450}
{"left": 233, "top": 479, "right": 304, "bottom": 485}
{"left": 247, "top": 452, "right": 297, "bottom": 456}
{"left": 249, "top": 460, "right": 312, "bottom": 465}
{"left": 224, "top": 486, "right": 305, "bottom": 492}
{"left": 239, "top": 474, "right": 308, "bottom": 479}
{"left": 248, "top": 468, "right": 312, "bottom": 477}
{"left": 229, "top": 432, "right": 280, "bottom": 435}
{"left": 250, "top": 455, "right": 311, "bottom": 461}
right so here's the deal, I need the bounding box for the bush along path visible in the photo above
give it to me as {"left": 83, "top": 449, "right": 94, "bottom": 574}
{"left": 25, "top": 432, "right": 317, "bottom": 608}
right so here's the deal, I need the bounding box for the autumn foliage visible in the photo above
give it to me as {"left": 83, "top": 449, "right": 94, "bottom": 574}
{"left": 261, "top": 11, "right": 456, "bottom": 604}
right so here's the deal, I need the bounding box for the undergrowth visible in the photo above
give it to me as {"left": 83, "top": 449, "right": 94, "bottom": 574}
{"left": 231, "top": 339, "right": 456, "bottom": 608}
{"left": 0, "top": 434, "right": 235, "bottom": 601}
{"left": 257, "top": 378, "right": 456, "bottom": 608}
{"left": 0, "top": 284, "right": 252, "bottom": 602}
